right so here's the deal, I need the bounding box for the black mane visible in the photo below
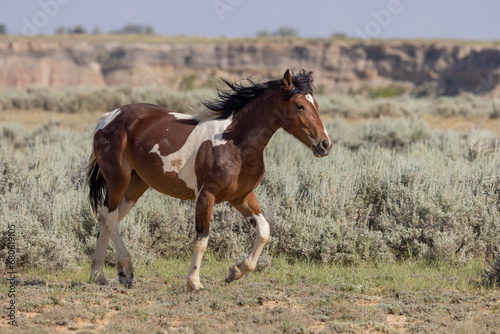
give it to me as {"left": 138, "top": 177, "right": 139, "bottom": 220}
{"left": 201, "top": 70, "right": 315, "bottom": 120}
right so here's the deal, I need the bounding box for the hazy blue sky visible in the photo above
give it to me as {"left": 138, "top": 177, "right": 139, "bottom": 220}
{"left": 0, "top": 0, "right": 498, "bottom": 40}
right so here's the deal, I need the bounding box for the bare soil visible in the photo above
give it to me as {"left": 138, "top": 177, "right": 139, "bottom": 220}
{"left": 1, "top": 264, "right": 499, "bottom": 334}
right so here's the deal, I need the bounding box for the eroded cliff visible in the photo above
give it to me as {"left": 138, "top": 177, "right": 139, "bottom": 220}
{"left": 1, "top": 37, "right": 499, "bottom": 95}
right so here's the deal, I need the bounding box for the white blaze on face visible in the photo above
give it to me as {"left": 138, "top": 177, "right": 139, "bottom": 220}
{"left": 149, "top": 114, "right": 233, "bottom": 192}
{"left": 324, "top": 124, "right": 332, "bottom": 145}
{"left": 96, "top": 109, "right": 121, "bottom": 133}
{"left": 304, "top": 94, "right": 332, "bottom": 144}
{"left": 305, "top": 94, "right": 315, "bottom": 109}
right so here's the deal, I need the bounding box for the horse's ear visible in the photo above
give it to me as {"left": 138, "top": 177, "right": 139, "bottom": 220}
{"left": 283, "top": 69, "right": 293, "bottom": 89}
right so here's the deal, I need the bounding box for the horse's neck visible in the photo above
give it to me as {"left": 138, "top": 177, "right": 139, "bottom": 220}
{"left": 230, "top": 96, "right": 281, "bottom": 155}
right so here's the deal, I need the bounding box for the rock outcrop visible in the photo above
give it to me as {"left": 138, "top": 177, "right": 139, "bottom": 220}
{"left": 1, "top": 37, "right": 500, "bottom": 95}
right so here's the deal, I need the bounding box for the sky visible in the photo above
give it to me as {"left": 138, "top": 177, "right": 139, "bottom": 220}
{"left": 0, "top": 0, "right": 498, "bottom": 40}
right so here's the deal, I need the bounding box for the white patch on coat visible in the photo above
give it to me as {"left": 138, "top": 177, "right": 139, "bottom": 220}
{"left": 95, "top": 109, "right": 121, "bottom": 133}
{"left": 149, "top": 115, "right": 233, "bottom": 191}
{"left": 99, "top": 206, "right": 119, "bottom": 229}
{"left": 237, "top": 213, "right": 270, "bottom": 274}
{"left": 171, "top": 112, "right": 196, "bottom": 121}
{"left": 186, "top": 236, "right": 209, "bottom": 290}
{"left": 248, "top": 214, "right": 270, "bottom": 244}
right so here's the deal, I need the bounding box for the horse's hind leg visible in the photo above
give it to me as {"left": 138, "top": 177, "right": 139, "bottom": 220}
{"left": 90, "top": 204, "right": 119, "bottom": 285}
{"left": 112, "top": 172, "right": 149, "bottom": 288}
{"left": 90, "top": 169, "right": 131, "bottom": 285}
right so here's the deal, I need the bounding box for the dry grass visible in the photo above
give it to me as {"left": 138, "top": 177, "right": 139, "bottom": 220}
{"left": 0, "top": 109, "right": 102, "bottom": 131}
{"left": 0, "top": 257, "right": 498, "bottom": 333}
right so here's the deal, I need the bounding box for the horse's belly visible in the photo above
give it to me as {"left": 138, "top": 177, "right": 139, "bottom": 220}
{"left": 137, "top": 167, "right": 196, "bottom": 200}
{"left": 132, "top": 148, "right": 197, "bottom": 200}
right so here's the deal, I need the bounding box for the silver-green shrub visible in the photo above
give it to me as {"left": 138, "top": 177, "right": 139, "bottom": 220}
{"left": 0, "top": 87, "right": 211, "bottom": 115}
{"left": 1, "top": 87, "right": 500, "bottom": 119}
{"left": 1, "top": 118, "right": 499, "bottom": 272}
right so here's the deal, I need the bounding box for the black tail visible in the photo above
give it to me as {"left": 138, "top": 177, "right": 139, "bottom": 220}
{"left": 86, "top": 152, "right": 106, "bottom": 215}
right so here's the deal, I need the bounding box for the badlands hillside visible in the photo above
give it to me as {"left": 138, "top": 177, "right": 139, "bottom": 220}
{"left": 1, "top": 36, "right": 499, "bottom": 96}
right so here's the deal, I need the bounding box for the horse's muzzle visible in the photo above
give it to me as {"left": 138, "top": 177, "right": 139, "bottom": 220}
{"left": 312, "top": 139, "right": 331, "bottom": 157}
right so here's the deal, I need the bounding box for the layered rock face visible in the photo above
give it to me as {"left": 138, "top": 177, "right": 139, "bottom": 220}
{"left": 1, "top": 37, "right": 500, "bottom": 95}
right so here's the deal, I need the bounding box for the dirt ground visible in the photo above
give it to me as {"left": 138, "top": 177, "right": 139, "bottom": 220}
{"left": 1, "top": 262, "right": 499, "bottom": 334}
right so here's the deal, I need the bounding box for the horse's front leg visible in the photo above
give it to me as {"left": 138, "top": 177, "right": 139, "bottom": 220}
{"left": 186, "top": 190, "right": 215, "bottom": 292}
{"left": 226, "top": 192, "right": 270, "bottom": 283}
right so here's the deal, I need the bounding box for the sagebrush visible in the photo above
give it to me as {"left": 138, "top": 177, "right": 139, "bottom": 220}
{"left": 1, "top": 87, "right": 500, "bottom": 120}
{"left": 1, "top": 117, "right": 500, "bottom": 272}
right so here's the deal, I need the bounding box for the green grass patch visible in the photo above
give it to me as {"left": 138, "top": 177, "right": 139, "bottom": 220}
{"left": 246, "top": 256, "right": 487, "bottom": 292}
{"left": 13, "top": 254, "right": 489, "bottom": 293}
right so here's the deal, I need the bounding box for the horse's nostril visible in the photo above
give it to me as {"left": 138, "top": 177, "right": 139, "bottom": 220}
{"left": 321, "top": 139, "right": 329, "bottom": 150}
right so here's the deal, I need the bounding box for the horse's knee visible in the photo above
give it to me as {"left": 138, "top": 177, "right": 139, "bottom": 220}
{"left": 254, "top": 215, "right": 270, "bottom": 243}
{"left": 259, "top": 228, "right": 270, "bottom": 244}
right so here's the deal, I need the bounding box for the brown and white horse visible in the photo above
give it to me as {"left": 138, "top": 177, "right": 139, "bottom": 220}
{"left": 86, "top": 69, "right": 331, "bottom": 291}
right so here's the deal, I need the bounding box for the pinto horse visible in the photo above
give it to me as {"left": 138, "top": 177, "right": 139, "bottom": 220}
{"left": 86, "top": 69, "right": 331, "bottom": 291}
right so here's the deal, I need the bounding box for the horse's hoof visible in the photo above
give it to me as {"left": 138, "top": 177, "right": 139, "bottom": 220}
{"left": 93, "top": 275, "right": 109, "bottom": 285}
{"left": 118, "top": 271, "right": 134, "bottom": 289}
{"left": 225, "top": 264, "right": 242, "bottom": 283}
{"left": 97, "top": 277, "right": 109, "bottom": 285}
{"left": 90, "top": 271, "right": 109, "bottom": 285}
{"left": 185, "top": 280, "right": 204, "bottom": 293}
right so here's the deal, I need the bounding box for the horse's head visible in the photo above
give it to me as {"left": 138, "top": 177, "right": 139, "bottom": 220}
{"left": 277, "top": 69, "right": 331, "bottom": 157}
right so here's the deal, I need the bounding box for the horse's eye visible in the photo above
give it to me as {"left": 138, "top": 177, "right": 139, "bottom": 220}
{"left": 296, "top": 104, "right": 304, "bottom": 110}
